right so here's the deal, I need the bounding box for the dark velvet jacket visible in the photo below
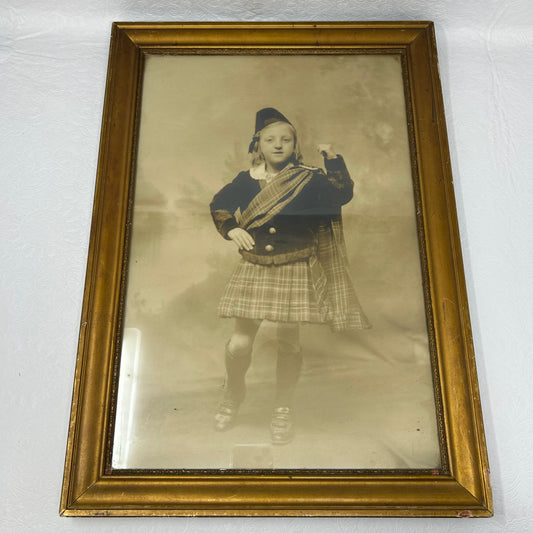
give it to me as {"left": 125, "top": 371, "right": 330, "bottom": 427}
{"left": 210, "top": 155, "right": 354, "bottom": 265}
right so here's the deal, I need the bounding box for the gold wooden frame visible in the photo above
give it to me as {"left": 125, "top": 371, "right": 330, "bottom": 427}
{"left": 60, "top": 21, "right": 492, "bottom": 517}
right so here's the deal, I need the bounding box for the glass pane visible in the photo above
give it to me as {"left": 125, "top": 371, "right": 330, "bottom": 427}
{"left": 113, "top": 54, "right": 441, "bottom": 470}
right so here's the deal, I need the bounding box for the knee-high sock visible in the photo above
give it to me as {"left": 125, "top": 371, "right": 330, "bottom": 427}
{"left": 275, "top": 347, "right": 302, "bottom": 407}
{"left": 224, "top": 344, "right": 251, "bottom": 403}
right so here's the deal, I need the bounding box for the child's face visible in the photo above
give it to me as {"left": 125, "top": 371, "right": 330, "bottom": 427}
{"left": 259, "top": 122, "right": 295, "bottom": 171}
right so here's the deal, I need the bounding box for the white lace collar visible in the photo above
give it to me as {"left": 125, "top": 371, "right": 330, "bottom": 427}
{"left": 249, "top": 162, "right": 294, "bottom": 182}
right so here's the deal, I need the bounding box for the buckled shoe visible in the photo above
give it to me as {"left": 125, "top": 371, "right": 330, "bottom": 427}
{"left": 270, "top": 406, "right": 294, "bottom": 444}
{"left": 214, "top": 396, "right": 242, "bottom": 432}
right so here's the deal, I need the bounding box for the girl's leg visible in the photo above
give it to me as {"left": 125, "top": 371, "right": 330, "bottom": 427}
{"left": 275, "top": 322, "right": 302, "bottom": 407}
{"left": 214, "top": 318, "right": 260, "bottom": 431}
{"left": 225, "top": 318, "right": 260, "bottom": 402}
{"left": 271, "top": 323, "right": 302, "bottom": 444}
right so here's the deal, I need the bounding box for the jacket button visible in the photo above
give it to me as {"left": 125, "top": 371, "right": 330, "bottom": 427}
{"left": 269, "top": 227, "right": 276, "bottom": 234}
{"left": 265, "top": 244, "right": 274, "bottom": 252}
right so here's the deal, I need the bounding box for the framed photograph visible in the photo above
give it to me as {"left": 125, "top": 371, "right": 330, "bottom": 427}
{"left": 60, "top": 21, "right": 492, "bottom": 517}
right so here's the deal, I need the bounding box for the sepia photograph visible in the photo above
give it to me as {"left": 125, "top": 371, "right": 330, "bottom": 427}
{"left": 111, "top": 52, "right": 442, "bottom": 471}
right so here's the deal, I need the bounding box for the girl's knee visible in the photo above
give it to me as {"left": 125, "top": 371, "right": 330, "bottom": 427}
{"left": 228, "top": 334, "right": 254, "bottom": 357}
{"left": 277, "top": 323, "right": 301, "bottom": 354}
{"left": 278, "top": 339, "right": 301, "bottom": 355}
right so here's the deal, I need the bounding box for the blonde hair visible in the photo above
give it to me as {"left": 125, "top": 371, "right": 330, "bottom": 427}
{"left": 248, "top": 122, "right": 303, "bottom": 167}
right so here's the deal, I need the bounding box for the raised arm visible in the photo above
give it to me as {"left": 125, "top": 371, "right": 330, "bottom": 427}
{"left": 317, "top": 144, "right": 354, "bottom": 206}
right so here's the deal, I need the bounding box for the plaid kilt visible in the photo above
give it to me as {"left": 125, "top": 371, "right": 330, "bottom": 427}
{"left": 218, "top": 251, "right": 371, "bottom": 331}
{"left": 218, "top": 259, "right": 327, "bottom": 324}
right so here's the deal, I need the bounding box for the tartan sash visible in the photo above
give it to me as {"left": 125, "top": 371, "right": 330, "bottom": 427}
{"left": 313, "top": 217, "right": 372, "bottom": 331}
{"left": 238, "top": 165, "right": 315, "bottom": 231}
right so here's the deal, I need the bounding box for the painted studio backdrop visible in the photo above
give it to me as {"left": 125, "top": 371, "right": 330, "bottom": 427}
{"left": 112, "top": 54, "right": 441, "bottom": 470}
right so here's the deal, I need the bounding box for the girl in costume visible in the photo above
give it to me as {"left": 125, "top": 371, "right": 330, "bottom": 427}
{"left": 210, "top": 107, "right": 370, "bottom": 444}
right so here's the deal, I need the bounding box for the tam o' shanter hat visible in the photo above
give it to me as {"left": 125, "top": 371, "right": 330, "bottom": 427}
{"left": 249, "top": 107, "right": 292, "bottom": 152}
{"left": 254, "top": 107, "right": 292, "bottom": 133}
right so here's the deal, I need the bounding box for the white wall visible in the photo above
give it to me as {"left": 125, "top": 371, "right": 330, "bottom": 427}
{"left": 1, "top": 1, "right": 532, "bottom": 531}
